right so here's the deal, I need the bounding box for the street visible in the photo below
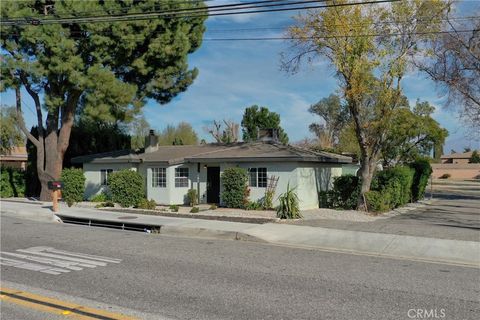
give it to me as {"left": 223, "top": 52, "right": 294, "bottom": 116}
{"left": 1, "top": 214, "right": 479, "bottom": 320}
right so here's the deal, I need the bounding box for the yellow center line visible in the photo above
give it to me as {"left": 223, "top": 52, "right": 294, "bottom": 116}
{"left": 0, "top": 287, "right": 138, "bottom": 320}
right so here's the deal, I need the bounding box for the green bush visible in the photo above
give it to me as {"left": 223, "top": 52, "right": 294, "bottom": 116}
{"left": 107, "top": 169, "right": 144, "bottom": 208}
{"left": 410, "top": 158, "right": 432, "bottom": 201}
{"left": 190, "top": 206, "right": 200, "bottom": 213}
{"left": 89, "top": 192, "right": 108, "bottom": 202}
{"left": 439, "top": 173, "right": 451, "bottom": 179}
{"left": 263, "top": 189, "right": 275, "bottom": 209}
{"left": 365, "top": 191, "right": 391, "bottom": 213}
{"left": 187, "top": 188, "right": 198, "bottom": 206}
{"left": 136, "top": 198, "right": 156, "bottom": 210}
{"left": 276, "top": 184, "right": 302, "bottom": 219}
{"left": 221, "top": 167, "right": 248, "bottom": 208}
{"left": 60, "top": 168, "right": 85, "bottom": 207}
{"left": 169, "top": 204, "right": 179, "bottom": 212}
{"left": 0, "top": 166, "right": 25, "bottom": 198}
{"left": 318, "top": 190, "right": 336, "bottom": 208}
{"left": 371, "top": 166, "right": 414, "bottom": 208}
{"left": 245, "top": 201, "right": 262, "bottom": 210}
{"left": 95, "top": 201, "right": 114, "bottom": 208}
{"left": 209, "top": 204, "right": 217, "bottom": 210}
{"left": 331, "top": 175, "right": 360, "bottom": 209}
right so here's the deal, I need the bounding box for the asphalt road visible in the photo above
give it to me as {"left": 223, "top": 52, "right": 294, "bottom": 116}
{"left": 1, "top": 215, "right": 479, "bottom": 320}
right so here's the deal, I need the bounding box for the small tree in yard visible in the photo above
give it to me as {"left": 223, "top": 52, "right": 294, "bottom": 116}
{"left": 108, "top": 170, "right": 144, "bottom": 208}
{"left": 221, "top": 167, "right": 248, "bottom": 208}
{"left": 470, "top": 151, "right": 480, "bottom": 164}
{"left": 60, "top": 168, "right": 85, "bottom": 207}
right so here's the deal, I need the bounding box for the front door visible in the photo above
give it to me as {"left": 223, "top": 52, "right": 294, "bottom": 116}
{"left": 207, "top": 167, "right": 220, "bottom": 204}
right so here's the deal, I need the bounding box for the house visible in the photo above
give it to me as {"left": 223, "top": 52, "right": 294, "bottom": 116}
{"left": 72, "top": 131, "right": 353, "bottom": 210}
{"left": 441, "top": 151, "right": 476, "bottom": 164}
{"left": 0, "top": 146, "right": 28, "bottom": 170}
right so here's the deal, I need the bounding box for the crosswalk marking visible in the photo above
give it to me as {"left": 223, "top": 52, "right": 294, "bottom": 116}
{"left": 0, "top": 246, "right": 121, "bottom": 276}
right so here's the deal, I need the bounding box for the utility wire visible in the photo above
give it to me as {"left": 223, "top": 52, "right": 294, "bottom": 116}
{"left": 1, "top": 0, "right": 399, "bottom": 26}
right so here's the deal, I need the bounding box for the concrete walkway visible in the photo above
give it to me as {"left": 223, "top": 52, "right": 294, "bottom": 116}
{"left": 1, "top": 200, "right": 479, "bottom": 267}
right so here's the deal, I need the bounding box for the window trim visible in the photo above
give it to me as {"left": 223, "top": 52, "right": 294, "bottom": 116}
{"left": 151, "top": 167, "right": 167, "bottom": 188}
{"left": 100, "top": 169, "right": 113, "bottom": 186}
{"left": 175, "top": 167, "right": 189, "bottom": 188}
{"left": 248, "top": 167, "right": 267, "bottom": 188}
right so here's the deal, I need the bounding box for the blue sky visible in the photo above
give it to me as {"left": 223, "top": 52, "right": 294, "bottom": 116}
{"left": 1, "top": 0, "right": 479, "bottom": 152}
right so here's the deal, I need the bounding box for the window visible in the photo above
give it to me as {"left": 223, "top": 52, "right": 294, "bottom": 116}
{"left": 175, "top": 168, "right": 189, "bottom": 188}
{"left": 100, "top": 169, "right": 113, "bottom": 186}
{"left": 152, "top": 168, "right": 166, "bottom": 188}
{"left": 248, "top": 167, "right": 267, "bottom": 188}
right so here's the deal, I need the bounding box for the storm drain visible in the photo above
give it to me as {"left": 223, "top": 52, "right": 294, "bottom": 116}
{"left": 56, "top": 215, "right": 160, "bottom": 233}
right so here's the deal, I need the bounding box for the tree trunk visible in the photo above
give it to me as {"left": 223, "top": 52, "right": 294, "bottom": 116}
{"left": 357, "top": 155, "right": 377, "bottom": 211}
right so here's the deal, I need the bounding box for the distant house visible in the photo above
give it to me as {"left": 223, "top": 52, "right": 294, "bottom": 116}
{"left": 0, "top": 146, "right": 28, "bottom": 170}
{"left": 72, "top": 131, "right": 353, "bottom": 210}
{"left": 440, "top": 151, "right": 476, "bottom": 164}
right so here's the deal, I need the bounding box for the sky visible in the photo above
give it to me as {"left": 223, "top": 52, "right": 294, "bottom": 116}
{"left": 1, "top": 0, "right": 479, "bottom": 153}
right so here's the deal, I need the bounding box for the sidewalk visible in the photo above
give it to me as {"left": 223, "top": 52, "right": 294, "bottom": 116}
{"left": 1, "top": 200, "right": 479, "bottom": 267}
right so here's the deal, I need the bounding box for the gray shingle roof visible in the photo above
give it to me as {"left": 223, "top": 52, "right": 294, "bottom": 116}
{"left": 72, "top": 142, "right": 352, "bottom": 164}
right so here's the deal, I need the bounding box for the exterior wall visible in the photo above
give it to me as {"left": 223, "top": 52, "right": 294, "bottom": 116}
{"left": 219, "top": 161, "right": 299, "bottom": 208}
{"left": 432, "top": 163, "right": 480, "bottom": 180}
{"left": 341, "top": 164, "right": 360, "bottom": 176}
{"left": 143, "top": 163, "right": 197, "bottom": 205}
{"left": 83, "top": 162, "right": 138, "bottom": 199}
{"left": 0, "top": 160, "right": 26, "bottom": 170}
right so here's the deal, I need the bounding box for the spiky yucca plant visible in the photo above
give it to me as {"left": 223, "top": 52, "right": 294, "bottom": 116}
{"left": 276, "top": 183, "right": 302, "bottom": 219}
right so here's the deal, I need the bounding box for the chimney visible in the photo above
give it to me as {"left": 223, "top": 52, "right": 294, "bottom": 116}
{"left": 145, "top": 129, "right": 158, "bottom": 153}
{"left": 257, "top": 128, "right": 279, "bottom": 143}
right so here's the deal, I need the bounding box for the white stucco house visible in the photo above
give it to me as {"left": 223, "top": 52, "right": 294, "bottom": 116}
{"left": 72, "top": 132, "right": 353, "bottom": 210}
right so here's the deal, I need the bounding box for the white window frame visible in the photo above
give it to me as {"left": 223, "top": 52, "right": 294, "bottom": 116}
{"left": 152, "top": 167, "right": 167, "bottom": 188}
{"left": 175, "top": 167, "right": 189, "bottom": 188}
{"left": 248, "top": 167, "right": 267, "bottom": 188}
{"left": 100, "top": 169, "right": 113, "bottom": 186}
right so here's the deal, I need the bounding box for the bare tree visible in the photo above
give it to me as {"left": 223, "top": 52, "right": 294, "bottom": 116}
{"left": 204, "top": 120, "right": 239, "bottom": 144}
{"left": 417, "top": 12, "right": 480, "bottom": 132}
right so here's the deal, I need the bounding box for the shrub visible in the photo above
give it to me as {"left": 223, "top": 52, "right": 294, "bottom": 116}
{"left": 136, "top": 198, "right": 156, "bottom": 210}
{"left": 331, "top": 175, "right": 360, "bottom": 209}
{"left": 318, "top": 190, "right": 336, "bottom": 208}
{"left": 187, "top": 188, "right": 198, "bottom": 206}
{"left": 107, "top": 169, "right": 144, "bottom": 208}
{"left": 60, "top": 168, "right": 85, "bottom": 207}
{"left": 276, "top": 184, "right": 302, "bottom": 219}
{"left": 365, "top": 191, "right": 391, "bottom": 213}
{"left": 190, "top": 206, "right": 200, "bottom": 213}
{"left": 0, "top": 166, "right": 25, "bottom": 198}
{"left": 245, "top": 201, "right": 262, "bottom": 211}
{"left": 169, "top": 204, "right": 179, "bottom": 212}
{"left": 371, "top": 166, "right": 414, "bottom": 208}
{"left": 410, "top": 158, "right": 432, "bottom": 201}
{"left": 209, "top": 204, "right": 217, "bottom": 210}
{"left": 439, "top": 173, "right": 451, "bottom": 179}
{"left": 221, "top": 167, "right": 248, "bottom": 208}
{"left": 263, "top": 189, "right": 275, "bottom": 210}
{"left": 89, "top": 193, "right": 107, "bottom": 202}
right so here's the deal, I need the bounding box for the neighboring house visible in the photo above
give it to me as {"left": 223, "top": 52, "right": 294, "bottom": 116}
{"left": 72, "top": 131, "right": 353, "bottom": 210}
{"left": 0, "top": 146, "right": 28, "bottom": 170}
{"left": 441, "top": 151, "right": 476, "bottom": 164}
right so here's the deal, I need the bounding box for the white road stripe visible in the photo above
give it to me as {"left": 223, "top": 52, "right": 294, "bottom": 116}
{"left": 16, "top": 250, "right": 109, "bottom": 266}
{"left": 1, "top": 246, "right": 121, "bottom": 276}
{"left": 1, "top": 252, "right": 84, "bottom": 270}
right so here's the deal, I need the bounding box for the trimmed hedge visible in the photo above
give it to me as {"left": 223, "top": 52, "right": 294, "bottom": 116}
{"left": 61, "top": 168, "right": 86, "bottom": 207}
{"left": 410, "top": 158, "right": 432, "bottom": 202}
{"left": 221, "top": 167, "right": 248, "bottom": 208}
{"left": 107, "top": 169, "right": 144, "bottom": 207}
{"left": 322, "top": 160, "right": 430, "bottom": 213}
{"left": 319, "top": 175, "right": 359, "bottom": 210}
{"left": 0, "top": 166, "right": 25, "bottom": 198}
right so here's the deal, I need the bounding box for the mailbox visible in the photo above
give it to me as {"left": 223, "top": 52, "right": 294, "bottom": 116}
{"left": 47, "top": 181, "right": 64, "bottom": 190}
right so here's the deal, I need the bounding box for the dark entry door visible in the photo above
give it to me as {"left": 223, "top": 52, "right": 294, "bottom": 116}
{"left": 207, "top": 167, "right": 220, "bottom": 204}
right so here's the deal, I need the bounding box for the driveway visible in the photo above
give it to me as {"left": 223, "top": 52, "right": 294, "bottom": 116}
{"left": 290, "top": 189, "right": 480, "bottom": 242}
